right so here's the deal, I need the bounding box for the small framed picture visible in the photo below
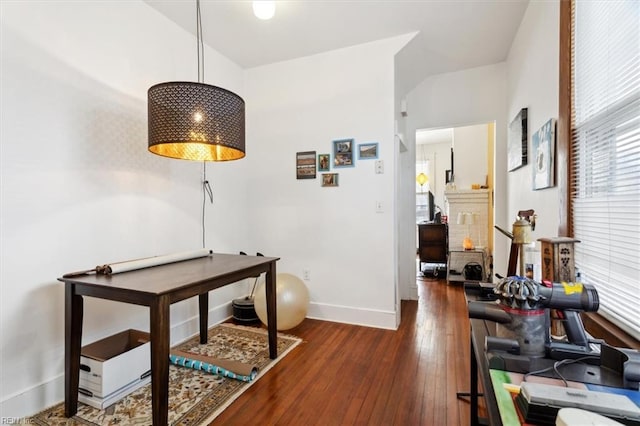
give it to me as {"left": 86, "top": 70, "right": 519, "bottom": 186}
{"left": 321, "top": 173, "right": 339, "bottom": 187}
{"left": 508, "top": 108, "right": 528, "bottom": 172}
{"left": 296, "top": 151, "right": 316, "bottom": 179}
{"left": 318, "top": 153, "right": 330, "bottom": 171}
{"left": 332, "top": 138, "right": 354, "bottom": 167}
{"left": 532, "top": 118, "right": 556, "bottom": 190}
{"left": 358, "top": 142, "right": 379, "bottom": 160}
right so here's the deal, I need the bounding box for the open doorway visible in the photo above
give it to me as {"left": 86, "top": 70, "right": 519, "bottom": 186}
{"left": 415, "top": 122, "right": 495, "bottom": 280}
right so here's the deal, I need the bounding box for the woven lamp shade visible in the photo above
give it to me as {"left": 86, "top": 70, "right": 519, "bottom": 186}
{"left": 148, "top": 82, "right": 245, "bottom": 161}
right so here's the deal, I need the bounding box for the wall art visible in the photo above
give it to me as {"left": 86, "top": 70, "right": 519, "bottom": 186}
{"left": 318, "top": 153, "right": 330, "bottom": 171}
{"left": 296, "top": 151, "right": 316, "bottom": 179}
{"left": 508, "top": 108, "right": 528, "bottom": 171}
{"left": 321, "top": 173, "right": 339, "bottom": 187}
{"left": 358, "top": 142, "right": 379, "bottom": 160}
{"left": 532, "top": 118, "right": 556, "bottom": 190}
{"left": 333, "top": 138, "right": 354, "bottom": 167}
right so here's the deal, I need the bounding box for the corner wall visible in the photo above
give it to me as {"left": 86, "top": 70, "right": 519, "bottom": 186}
{"left": 244, "top": 34, "right": 413, "bottom": 329}
{"left": 0, "top": 1, "right": 250, "bottom": 417}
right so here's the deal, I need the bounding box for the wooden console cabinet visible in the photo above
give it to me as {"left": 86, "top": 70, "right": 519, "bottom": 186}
{"left": 418, "top": 223, "right": 448, "bottom": 273}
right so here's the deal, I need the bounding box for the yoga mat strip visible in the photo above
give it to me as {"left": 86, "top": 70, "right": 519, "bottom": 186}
{"left": 170, "top": 349, "right": 258, "bottom": 377}
{"left": 169, "top": 351, "right": 258, "bottom": 382}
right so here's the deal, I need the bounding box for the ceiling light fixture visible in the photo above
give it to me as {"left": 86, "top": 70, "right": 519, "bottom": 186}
{"left": 147, "top": 0, "right": 246, "bottom": 161}
{"left": 253, "top": 1, "right": 276, "bottom": 20}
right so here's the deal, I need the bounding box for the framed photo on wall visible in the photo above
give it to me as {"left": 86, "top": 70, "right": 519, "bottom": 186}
{"left": 532, "top": 118, "right": 556, "bottom": 190}
{"left": 508, "top": 108, "right": 528, "bottom": 171}
{"left": 321, "top": 173, "right": 339, "bottom": 187}
{"left": 445, "top": 169, "right": 453, "bottom": 184}
{"left": 333, "top": 138, "right": 354, "bottom": 167}
{"left": 318, "top": 153, "right": 330, "bottom": 171}
{"left": 296, "top": 151, "right": 316, "bottom": 179}
{"left": 358, "top": 142, "right": 379, "bottom": 160}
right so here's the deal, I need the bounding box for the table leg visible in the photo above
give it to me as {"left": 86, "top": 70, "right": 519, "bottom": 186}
{"left": 150, "top": 295, "right": 170, "bottom": 426}
{"left": 199, "top": 293, "right": 209, "bottom": 344}
{"left": 470, "top": 334, "right": 479, "bottom": 426}
{"left": 265, "top": 261, "right": 277, "bottom": 359}
{"left": 64, "top": 284, "right": 83, "bottom": 417}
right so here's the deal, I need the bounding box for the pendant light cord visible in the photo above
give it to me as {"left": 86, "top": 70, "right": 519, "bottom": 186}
{"left": 196, "top": 0, "right": 204, "bottom": 84}
{"left": 202, "top": 164, "right": 213, "bottom": 248}
{"left": 196, "top": 0, "right": 213, "bottom": 249}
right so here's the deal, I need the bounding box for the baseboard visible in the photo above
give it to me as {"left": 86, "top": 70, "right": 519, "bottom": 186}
{"left": 306, "top": 301, "right": 397, "bottom": 330}
{"left": 0, "top": 301, "right": 233, "bottom": 418}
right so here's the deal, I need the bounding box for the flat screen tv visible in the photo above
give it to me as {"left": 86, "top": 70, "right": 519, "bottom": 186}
{"left": 428, "top": 191, "right": 435, "bottom": 222}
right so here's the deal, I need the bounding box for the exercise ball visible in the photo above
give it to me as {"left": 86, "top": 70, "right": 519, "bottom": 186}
{"left": 254, "top": 273, "right": 309, "bottom": 330}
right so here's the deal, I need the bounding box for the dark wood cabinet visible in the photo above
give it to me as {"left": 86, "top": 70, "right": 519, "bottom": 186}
{"left": 418, "top": 223, "right": 448, "bottom": 269}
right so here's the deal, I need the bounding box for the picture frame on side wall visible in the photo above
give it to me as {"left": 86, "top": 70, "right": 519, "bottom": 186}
{"left": 358, "top": 142, "right": 379, "bottom": 160}
{"left": 296, "top": 151, "right": 316, "bottom": 179}
{"left": 532, "top": 118, "right": 556, "bottom": 190}
{"left": 321, "top": 173, "right": 339, "bottom": 187}
{"left": 318, "top": 154, "right": 330, "bottom": 171}
{"left": 332, "top": 138, "right": 354, "bottom": 167}
{"left": 508, "top": 108, "right": 528, "bottom": 171}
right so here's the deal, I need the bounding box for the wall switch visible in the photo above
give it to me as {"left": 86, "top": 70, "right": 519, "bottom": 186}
{"left": 375, "top": 160, "right": 384, "bottom": 174}
{"left": 303, "top": 269, "right": 311, "bottom": 281}
{"left": 375, "top": 201, "right": 384, "bottom": 213}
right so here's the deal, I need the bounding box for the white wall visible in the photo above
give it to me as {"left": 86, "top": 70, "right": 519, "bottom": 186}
{"left": 399, "top": 63, "right": 508, "bottom": 299}
{"left": 453, "top": 124, "right": 489, "bottom": 191}
{"left": 0, "top": 1, "right": 251, "bottom": 417}
{"left": 506, "top": 0, "right": 560, "bottom": 245}
{"left": 244, "top": 34, "right": 412, "bottom": 330}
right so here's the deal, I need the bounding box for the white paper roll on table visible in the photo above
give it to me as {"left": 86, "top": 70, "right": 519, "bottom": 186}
{"left": 100, "top": 249, "right": 212, "bottom": 274}
{"left": 63, "top": 249, "right": 212, "bottom": 278}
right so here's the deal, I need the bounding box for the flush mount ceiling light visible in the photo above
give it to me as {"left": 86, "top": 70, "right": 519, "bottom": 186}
{"left": 253, "top": 1, "right": 276, "bottom": 20}
{"left": 148, "top": 0, "right": 245, "bottom": 161}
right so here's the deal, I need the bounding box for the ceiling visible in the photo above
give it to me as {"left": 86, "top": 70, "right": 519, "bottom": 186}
{"left": 145, "top": 0, "right": 529, "bottom": 94}
{"left": 416, "top": 128, "right": 453, "bottom": 146}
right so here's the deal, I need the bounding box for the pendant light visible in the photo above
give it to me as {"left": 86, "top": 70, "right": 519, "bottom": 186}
{"left": 416, "top": 143, "right": 429, "bottom": 192}
{"left": 416, "top": 172, "right": 428, "bottom": 191}
{"left": 147, "top": 0, "right": 245, "bottom": 161}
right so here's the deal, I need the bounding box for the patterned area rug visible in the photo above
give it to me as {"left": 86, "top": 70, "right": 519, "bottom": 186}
{"left": 30, "top": 324, "right": 301, "bottom": 425}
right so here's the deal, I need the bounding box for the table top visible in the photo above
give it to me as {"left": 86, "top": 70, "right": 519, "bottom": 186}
{"left": 449, "top": 247, "right": 487, "bottom": 253}
{"left": 59, "top": 253, "right": 279, "bottom": 296}
{"left": 464, "top": 283, "right": 637, "bottom": 425}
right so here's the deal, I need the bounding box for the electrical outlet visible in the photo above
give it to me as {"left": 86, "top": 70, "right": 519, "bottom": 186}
{"left": 376, "top": 201, "right": 384, "bottom": 213}
{"left": 303, "top": 269, "right": 311, "bottom": 281}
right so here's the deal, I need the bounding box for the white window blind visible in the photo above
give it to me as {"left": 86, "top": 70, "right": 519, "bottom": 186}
{"left": 570, "top": 0, "right": 640, "bottom": 340}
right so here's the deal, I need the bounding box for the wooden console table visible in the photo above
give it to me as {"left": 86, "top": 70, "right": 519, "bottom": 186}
{"left": 59, "top": 253, "right": 279, "bottom": 425}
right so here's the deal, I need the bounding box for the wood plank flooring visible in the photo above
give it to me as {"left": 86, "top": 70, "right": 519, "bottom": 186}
{"left": 214, "top": 277, "right": 483, "bottom": 425}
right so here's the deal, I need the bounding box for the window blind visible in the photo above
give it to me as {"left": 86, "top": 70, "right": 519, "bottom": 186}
{"left": 570, "top": 0, "right": 640, "bottom": 340}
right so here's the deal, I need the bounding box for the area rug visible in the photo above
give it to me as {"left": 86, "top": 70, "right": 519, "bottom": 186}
{"left": 30, "top": 323, "right": 301, "bottom": 425}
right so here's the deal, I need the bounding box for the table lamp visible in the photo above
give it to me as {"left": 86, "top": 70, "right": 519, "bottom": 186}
{"left": 457, "top": 212, "right": 475, "bottom": 250}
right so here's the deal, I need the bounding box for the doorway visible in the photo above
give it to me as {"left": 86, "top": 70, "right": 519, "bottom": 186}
{"left": 415, "top": 122, "right": 496, "bottom": 276}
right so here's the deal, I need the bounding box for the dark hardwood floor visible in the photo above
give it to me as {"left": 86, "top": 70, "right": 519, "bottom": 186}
{"left": 214, "top": 276, "right": 483, "bottom": 425}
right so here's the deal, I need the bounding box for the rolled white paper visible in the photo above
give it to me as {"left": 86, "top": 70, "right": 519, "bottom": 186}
{"left": 99, "top": 249, "right": 212, "bottom": 275}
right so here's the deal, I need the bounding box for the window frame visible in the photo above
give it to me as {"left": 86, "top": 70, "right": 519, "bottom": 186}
{"left": 557, "top": 0, "right": 639, "bottom": 349}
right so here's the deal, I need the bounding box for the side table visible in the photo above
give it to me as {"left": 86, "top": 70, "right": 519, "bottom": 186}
{"left": 447, "top": 247, "right": 489, "bottom": 284}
